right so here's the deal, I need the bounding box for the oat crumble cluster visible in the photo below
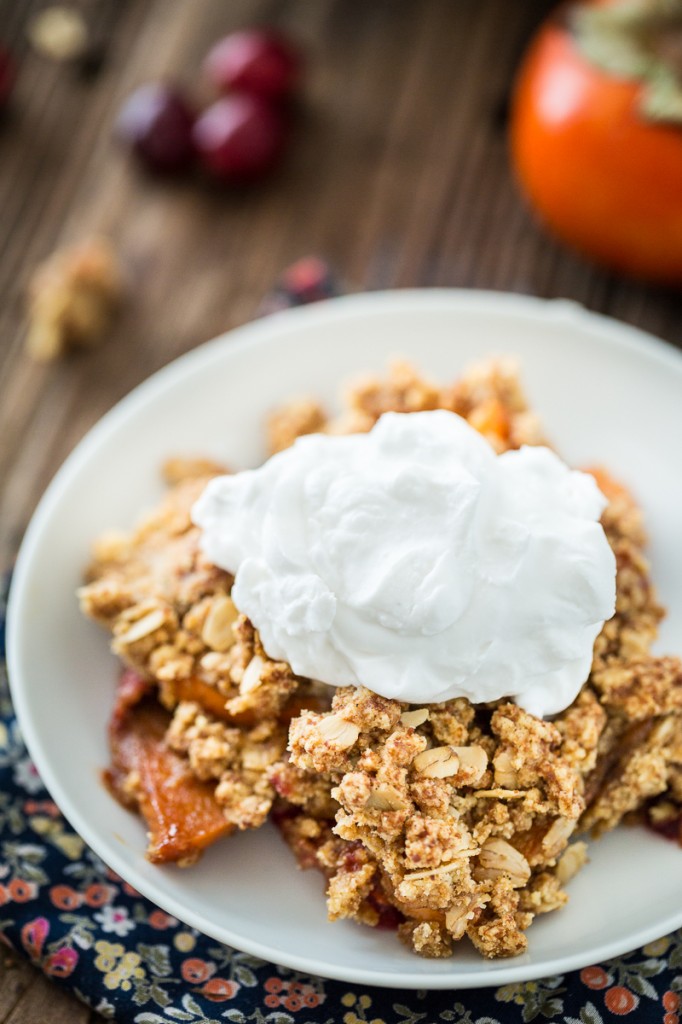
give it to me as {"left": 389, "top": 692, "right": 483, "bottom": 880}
{"left": 26, "top": 237, "right": 124, "bottom": 361}
{"left": 78, "top": 358, "right": 682, "bottom": 960}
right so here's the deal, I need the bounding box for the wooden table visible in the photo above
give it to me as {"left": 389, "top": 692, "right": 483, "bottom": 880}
{"left": 1, "top": 0, "right": 681, "bottom": 1018}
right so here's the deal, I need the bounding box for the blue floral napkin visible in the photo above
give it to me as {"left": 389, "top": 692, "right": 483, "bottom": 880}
{"left": 3, "top": 266, "right": 682, "bottom": 1023}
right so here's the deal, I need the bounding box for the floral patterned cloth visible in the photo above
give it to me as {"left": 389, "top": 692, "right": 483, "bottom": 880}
{"left": 3, "top": 270, "right": 682, "bottom": 1023}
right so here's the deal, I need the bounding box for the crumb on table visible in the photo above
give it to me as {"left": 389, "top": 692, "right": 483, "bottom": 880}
{"left": 26, "top": 236, "right": 124, "bottom": 361}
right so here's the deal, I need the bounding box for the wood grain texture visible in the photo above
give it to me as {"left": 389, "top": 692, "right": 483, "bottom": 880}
{"left": 1, "top": 0, "right": 681, "bottom": 1019}
{"left": 0, "top": 947, "right": 93, "bottom": 1021}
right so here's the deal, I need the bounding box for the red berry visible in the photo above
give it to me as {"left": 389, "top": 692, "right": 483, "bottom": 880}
{"left": 0, "top": 46, "right": 17, "bottom": 111}
{"left": 192, "top": 93, "right": 289, "bottom": 182}
{"left": 204, "top": 30, "right": 301, "bottom": 100}
{"left": 116, "top": 83, "right": 195, "bottom": 174}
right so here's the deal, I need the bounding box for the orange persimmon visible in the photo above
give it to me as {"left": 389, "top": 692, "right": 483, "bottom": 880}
{"left": 510, "top": 0, "right": 682, "bottom": 286}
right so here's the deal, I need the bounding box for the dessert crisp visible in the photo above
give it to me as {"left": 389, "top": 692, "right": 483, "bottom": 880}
{"left": 79, "top": 358, "right": 682, "bottom": 960}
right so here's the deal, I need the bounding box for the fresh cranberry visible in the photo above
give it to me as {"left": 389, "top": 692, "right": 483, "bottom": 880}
{"left": 192, "top": 93, "right": 289, "bottom": 182}
{"left": 0, "top": 46, "right": 17, "bottom": 111}
{"left": 204, "top": 29, "right": 301, "bottom": 100}
{"left": 116, "top": 83, "right": 195, "bottom": 174}
{"left": 647, "top": 808, "right": 682, "bottom": 843}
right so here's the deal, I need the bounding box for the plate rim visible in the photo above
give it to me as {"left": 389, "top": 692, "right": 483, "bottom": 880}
{"left": 7, "top": 287, "right": 682, "bottom": 989}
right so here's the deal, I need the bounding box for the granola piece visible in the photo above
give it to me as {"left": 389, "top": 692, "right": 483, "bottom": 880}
{"left": 80, "top": 576, "right": 136, "bottom": 624}
{"left": 285, "top": 832, "right": 393, "bottom": 933}
{"left": 26, "top": 237, "right": 123, "bottom": 360}
{"left": 130, "top": 476, "right": 212, "bottom": 546}
{"left": 324, "top": 408, "right": 376, "bottom": 436}
{"left": 490, "top": 704, "right": 584, "bottom": 820}
{"left": 590, "top": 468, "right": 647, "bottom": 549}
{"left": 555, "top": 687, "right": 607, "bottom": 775}
{"left": 112, "top": 599, "right": 179, "bottom": 666}
{"left": 274, "top": 811, "right": 332, "bottom": 870}
{"left": 404, "top": 816, "right": 473, "bottom": 870}
{"left": 340, "top": 360, "right": 440, "bottom": 425}
{"left": 332, "top": 686, "right": 404, "bottom": 734}
{"left": 429, "top": 699, "right": 475, "bottom": 747}
{"left": 289, "top": 711, "right": 358, "bottom": 775}
{"left": 149, "top": 646, "right": 195, "bottom": 684}
{"left": 592, "top": 656, "right": 682, "bottom": 722}
{"left": 399, "top": 919, "right": 452, "bottom": 958}
{"left": 591, "top": 474, "right": 664, "bottom": 674}
{"left": 166, "top": 701, "right": 242, "bottom": 780}
{"left": 268, "top": 759, "right": 339, "bottom": 819}
{"left": 197, "top": 613, "right": 256, "bottom": 696}
{"left": 268, "top": 399, "right": 328, "bottom": 453}
{"left": 409, "top": 774, "right": 452, "bottom": 818}
{"left": 161, "top": 457, "right": 230, "bottom": 486}
{"left": 166, "top": 700, "right": 287, "bottom": 831}
{"left": 441, "top": 356, "right": 545, "bottom": 453}
{"left": 274, "top": 806, "right": 329, "bottom": 864}
{"left": 466, "top": 878, "right": 529, "bottom": 959}
{"left": 518, "top": 871, "right": 568, "bottom": 915}
{"left": 288, "top": 687, "right": 402, "bottom": 775}
{"left": 80, "top": 476, "right": 229, "bottom": 629}
{"left": 224, "top": 654, "right": 299, "bottom": 721}
{"left": 214, "top": 771, "right": 275, "bottom": 831}
{"left": 581, "top": 714, "right": 682, "bottom": 836}
{"left": 573, "top": 474, "right": 682, "bottom": 836}
{"left": 275, "top": 816, "right": 394, "bottom": 928}
{"left": 393, "top": 862, "right": 472, "bottom": 915}
{"left": 325, "top": 844, "right": 378, "bottom": 922}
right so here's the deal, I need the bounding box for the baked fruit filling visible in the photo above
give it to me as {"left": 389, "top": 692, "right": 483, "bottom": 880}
{"left": 79, "top": 359, "right": 682, "bottom": 960}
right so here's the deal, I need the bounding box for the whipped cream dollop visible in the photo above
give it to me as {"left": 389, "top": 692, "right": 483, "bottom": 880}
{"left": 192, "top": 411, "right": 616, "bottom": 717}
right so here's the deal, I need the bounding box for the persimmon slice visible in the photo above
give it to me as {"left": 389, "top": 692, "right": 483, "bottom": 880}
{"left": 105, "top": 671, "right": 233, "bottom": 863}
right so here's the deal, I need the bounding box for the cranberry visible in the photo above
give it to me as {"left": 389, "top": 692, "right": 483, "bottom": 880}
{"left": 0, "top": 46, "right": 17, "bottom": 111}
{"left": 116, "top": 83, "right": 195, "bottom": 174}
{"left": 192, "top": 94, "right": 289, "bottom": 182}
{"left": 204, "top": 29, "right": 301, "bottom": 100}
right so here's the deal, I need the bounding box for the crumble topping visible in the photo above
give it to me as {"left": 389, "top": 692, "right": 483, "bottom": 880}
{"left": 285, "top": 685, "right": 585, "bottom": 959}
{"left": 25, "top": 237, "right": 124, "bottom": 361}
{"left": 79, "top": 357, "right": 682, "bottom": 961}
{"left": 266, "top": 358, "right": 545, "bottom": 457}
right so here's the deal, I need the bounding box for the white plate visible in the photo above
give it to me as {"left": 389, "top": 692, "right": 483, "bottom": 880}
{"left": 7, "top": 289, "right": 682, "bottom": 989}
